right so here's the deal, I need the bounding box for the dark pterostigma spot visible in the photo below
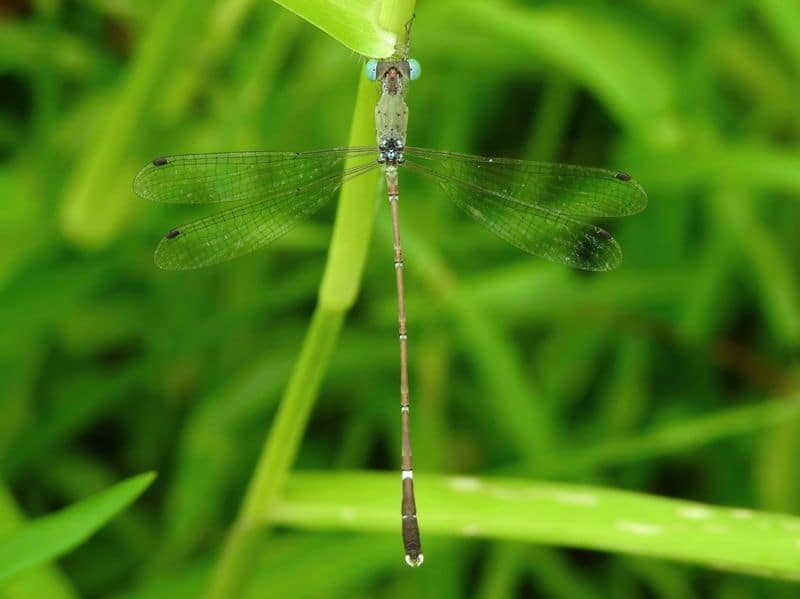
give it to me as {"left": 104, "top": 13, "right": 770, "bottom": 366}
{"left": 615, "top": 172, "right": 632, "bottom": 182}
{"left": 165, "top": 229, "right": 180, "bottom": 239}
{"left": 598, "top": 228, "right": 612, "bottom": 240}
{"left": 152, "top": 157, "right": 169, "bottom": 166}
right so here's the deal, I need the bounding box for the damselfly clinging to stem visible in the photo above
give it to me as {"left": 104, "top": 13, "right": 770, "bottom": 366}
{"left": 134, "top": 54, "right": 647, "bottom": 568}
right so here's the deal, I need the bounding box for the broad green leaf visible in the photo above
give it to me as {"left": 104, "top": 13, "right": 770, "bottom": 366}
{"left": 0, "top": 472, "right": 156, "bottom": 582}
{"left": 273, "top": 0, "right": 397, "bottom": 57}
{"left": 272, "top": 471, "right": 800, "bottom": 581}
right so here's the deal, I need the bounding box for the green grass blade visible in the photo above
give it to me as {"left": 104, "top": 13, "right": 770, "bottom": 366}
{"left": 273, "top": 471, "right": 800, "bottom": 581}
{"left": 757, "top": 0, "right": 800, "bottom": 73}
{"left": 547, "top": 394, "right": 800, "bottom": 474}
{"left": 0, "top": 484, "right": 76, "bottom": 599}
{"left": 433, "top": 1, "right": 678, "bottom": 144}
{"left": 0, "top": 473, "right": 155, "bottom": 583}
{"left": 58, "top": 0, "right": 209, "bottom": 248}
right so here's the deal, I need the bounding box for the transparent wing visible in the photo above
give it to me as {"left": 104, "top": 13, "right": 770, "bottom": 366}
{"left": 154, "top": 162, "right": 378, "bottom": 270}
{"left": 404, "top": 147, "right": 647, "bottom": 218}
{"left": 404, "top": 160, "right": 623, "bottom": 271}
{"left": 134, "top": 147, "right": 375, "bottom": 204}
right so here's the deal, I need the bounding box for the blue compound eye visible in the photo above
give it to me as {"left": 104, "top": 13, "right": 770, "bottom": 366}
{"left": 365, "top": 59, "right": 379, "bottom": 81}
{"left": 407, "top": 59, "right": 421, "bottom": 80}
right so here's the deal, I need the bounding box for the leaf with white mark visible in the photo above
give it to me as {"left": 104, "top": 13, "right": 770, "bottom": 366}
{"left": 269, "top": 471, "right": 800, "bottom": 581}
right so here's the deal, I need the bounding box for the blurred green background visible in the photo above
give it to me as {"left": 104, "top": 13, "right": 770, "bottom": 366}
{"left": 2, "top": 0, "right": 800, "bottom": 597}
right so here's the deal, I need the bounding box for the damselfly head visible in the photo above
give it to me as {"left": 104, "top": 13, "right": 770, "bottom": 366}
{"left": 364, "top": 59, "right": 421, "bottom": 82}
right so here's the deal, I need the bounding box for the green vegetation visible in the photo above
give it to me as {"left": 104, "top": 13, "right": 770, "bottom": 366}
{"left": 0, "top": 473, "right": 154, "bottom": 583}
{"left": 1, "top": 0, "right": 799, "bottom": 597}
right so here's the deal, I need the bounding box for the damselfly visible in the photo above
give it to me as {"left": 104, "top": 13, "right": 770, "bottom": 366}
{"left": 133, "top": 58, "right": 647, "bottom": 568}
